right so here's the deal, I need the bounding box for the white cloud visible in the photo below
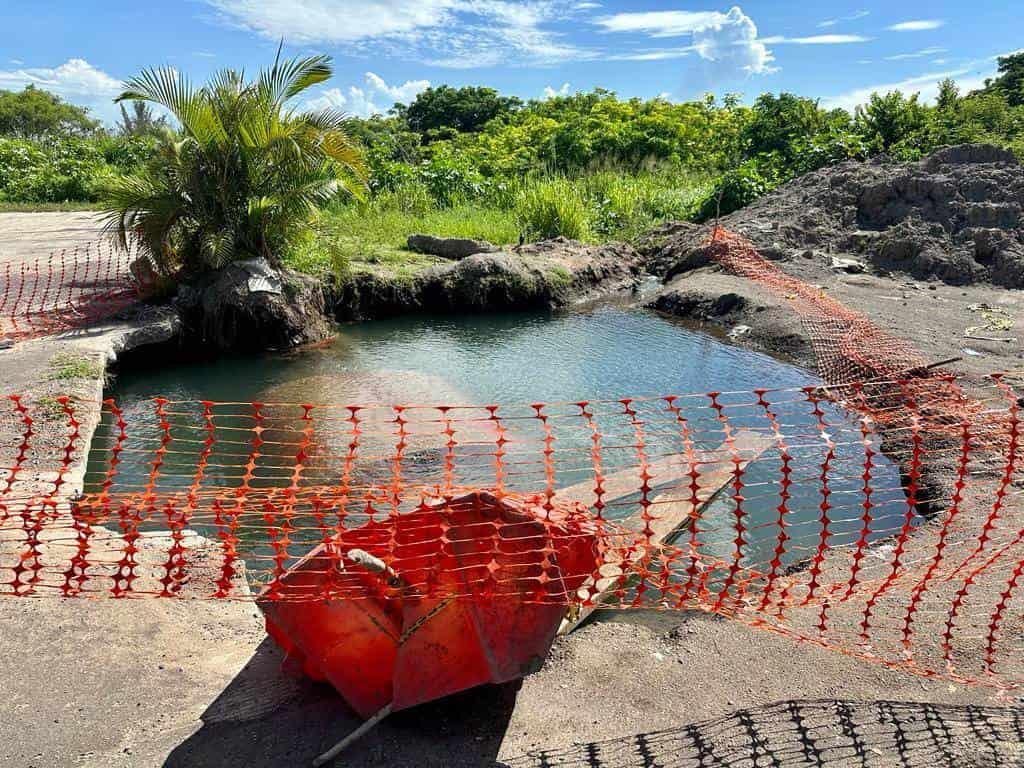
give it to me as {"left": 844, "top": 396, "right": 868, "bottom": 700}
{"left": 598, "top": 6, "right": 774, "bottom": 78}
{"left": 823, "top": 66, "right": 991, "bottom": 112}
{"left": 305, "top": 72, "right": 430, "bottom": 117}
{"left": 206, "top": 0, "right": 452, "bottom": 42}
{"left": 364, "top": 72, "right": 430, "bottom": 103}
{"left": 543, "top": 82, "right": 571, "bottom": 97}
{"left": 204, "top": 0, "right": 588, "bottom": 68}
{"left": 761, "top": 34, "right": 871, "bottom": 45}
{"left": 0, "top": 58, "right": 122, "bottom": 123}
{"left": 692, "top": 8, "right": 775, "bottom": 76}
{"left": 883, "top": 46, "right": 946, "bottom": 61}
{"left": 886, "top": 19, "right": 945, "bottom": 32}
{"left": 0, "top": 58, "right": 120, "bottom": 97}
{"left": 609, "top": 48, "right": 695, "bottom": 61}
{"left": 595, "top": 10, "right": 731, "bottom": 37}
{"left": 818, "top": 9, "right": 869, "bottom": 28}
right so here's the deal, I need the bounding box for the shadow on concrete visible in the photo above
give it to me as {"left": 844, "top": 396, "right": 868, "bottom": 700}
{"left": 165, "top": 634, "right": 1024, "bottom": 768}
{"left": 499, "top": 698, "right": 1024, "bottom": 768}
{"left": 163, "top": 637, "right": 519, "bottom": 768}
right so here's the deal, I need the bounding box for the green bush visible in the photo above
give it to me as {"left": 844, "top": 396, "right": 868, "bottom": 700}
{"left": 694, "top": 162, "right": 776, "bottom": 222}
{"left": 0, "top": 136, "right": 108, "bottom": 202}
{"left": 514, "top": 178, "right": 590, "bottom": 240}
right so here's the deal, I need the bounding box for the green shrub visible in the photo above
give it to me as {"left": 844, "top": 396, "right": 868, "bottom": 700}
{"left": 0, "top": 135, "right": 150, "bottom": 203}
{"left": 416, "top": 151, "right": 487, "bottom": 207}
{"left": 514, "top": 178, "right": 590, "bottom": 240}
{"left": 694, "top": 162, "right": 776, "bottom": 222}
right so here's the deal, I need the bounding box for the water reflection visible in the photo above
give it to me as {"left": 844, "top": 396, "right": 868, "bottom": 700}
{"left": 86, "top": 306, "right": 907, "bottom": 583}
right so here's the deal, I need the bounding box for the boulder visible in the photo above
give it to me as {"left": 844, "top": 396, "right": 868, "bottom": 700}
{"left": 175, "top": 258, "right": 332, "bottom": 351}
{"left": 407, "top": 233, "right": 499, "bottom": 260}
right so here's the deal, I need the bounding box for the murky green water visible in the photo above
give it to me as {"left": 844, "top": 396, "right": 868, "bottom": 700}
{"left": 107, "top": 305, "right": 812, "bottom": 404}
{"left": 89, "top": 305, "right": 910, "bottom": 575}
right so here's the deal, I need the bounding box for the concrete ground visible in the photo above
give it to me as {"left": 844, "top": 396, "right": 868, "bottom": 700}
{"left": 0, "top": 212, "right": 1020, "bottom": 768}
{"left": 0, "top": 211, "right": 107, "bottom": 265}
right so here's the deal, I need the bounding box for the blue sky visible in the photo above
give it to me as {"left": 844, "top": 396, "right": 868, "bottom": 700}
{"left": 0, "top": 1, "right": 1017, "bottom": 125}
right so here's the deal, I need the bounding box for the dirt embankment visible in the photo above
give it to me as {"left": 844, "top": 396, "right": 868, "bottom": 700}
{"left": 330, "top": 238, "right": 643, "bottom": 321}
{"left": 169, "top": 237, "right": 644, "bottom": 350}
{"left": 644, "top": 144, "right": 1024, "bottom": 381}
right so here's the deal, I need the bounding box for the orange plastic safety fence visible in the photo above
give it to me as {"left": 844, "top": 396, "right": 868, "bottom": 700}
{"left": 0, "top": 240, "right": 153, "bottom": 342}
{"left": 2, "top": 376, "right": 1024, "bottom": 689}
{"left": 703, "top": 229, "right": 999, "bottom": 444}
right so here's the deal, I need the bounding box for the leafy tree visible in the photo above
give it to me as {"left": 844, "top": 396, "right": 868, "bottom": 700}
{"left": 101, "top": 51, "right": 367, "bottom": 275}
{"left": 936, "top": 78, "right": 960, "bottom": 113}
{"left": 854, "top": 91, "right": 929, "bottom": 152}
{"left": 0, "top": 85, "right": 99, "bottom": 139}
{"left": 741, "top": 93, "right": 827, "bottom": 160}
{"left": 117, "top": 100, "right": 169, "bottom": 136}
{"left": 404, "top": 85, "right": 521, "bottom": 137}
{"left": 978, "top": 52, "right": 1024, "bottom": 107}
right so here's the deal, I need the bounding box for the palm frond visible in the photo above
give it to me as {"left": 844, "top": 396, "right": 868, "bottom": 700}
{"left": 102, "top": 52, "right": 368, "bottom": 273}
{"left": 259, "top": 53, "right": 333, "bottom": 105}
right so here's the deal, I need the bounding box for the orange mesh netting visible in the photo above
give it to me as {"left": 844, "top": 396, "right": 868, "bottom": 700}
{"left": 2, "top": 376, "right": 1024, "bottom": 689}
{"left": 702, "top": 229, "right": 993, "bottom": 442}
{"left": 4, "top": 231, "right": 1024, "bottom": 691}
{"left": 704, "top": 228, "right": 935, "bottom": 386}
{"left": 0, "top": 241, "right": 155, "bottom": 342}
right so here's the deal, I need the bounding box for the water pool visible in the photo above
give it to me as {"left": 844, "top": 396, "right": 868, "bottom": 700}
{"left": 86, "top": 304, "right": 910, "bottom": 578}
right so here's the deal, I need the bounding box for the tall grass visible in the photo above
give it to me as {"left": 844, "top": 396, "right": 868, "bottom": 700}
{"left": 286, "top": 169, "right": 711, "bottom": 280}
{"left": 514, "top": 178, "right": 590, "bottom": 241}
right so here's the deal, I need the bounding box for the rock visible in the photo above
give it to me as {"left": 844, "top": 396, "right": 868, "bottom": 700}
{"left": 643, "top": 144, "right": 1024, "bottom": 289}
{"left": 728, "top": 324, "right": 752, "bottom": 340}
{"left": 419, "top": 251, "right": 550, "bottom": 310}
{"left": 175, "top": 258, "right": 332, "bottom": 351}
{"left": 829, "top": 256, "right": 866, "bottom": 274}
{"left": 407, "top": 233, "right": 499, "bottom": 260}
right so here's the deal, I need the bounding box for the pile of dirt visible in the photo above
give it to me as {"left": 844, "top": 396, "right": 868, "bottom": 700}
{"left": 643, "top": 145, "right": 1024, "bottom": 379}
{"left": 643, "top": 144, "right": 1024, "bottom": 288}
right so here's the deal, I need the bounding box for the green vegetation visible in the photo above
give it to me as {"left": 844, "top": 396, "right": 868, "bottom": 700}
{"left": 47, "top": 352, "right": 105, "bottom": 381}
{"left": 101, "top": 52, "right": 367, "bottom": 275}
{"left": 0, "top": 85, "right": 99, "bottom": 138}
{"left": 2, "top": 52, "right": 1024, "bottom": 284}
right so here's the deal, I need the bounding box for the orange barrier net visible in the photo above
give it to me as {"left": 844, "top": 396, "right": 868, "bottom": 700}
{"left": 3, "top": 228, "right": 1024, "bottom": 690}
{"left": 1, "top": 375, "right": 1023, "bottom": 689}
{"left": 0, "top": 241, "right": 154, "bottom": 342}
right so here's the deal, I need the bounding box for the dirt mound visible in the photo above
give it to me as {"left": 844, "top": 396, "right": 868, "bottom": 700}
{"left": 644, "top": 143, "right": 1024, "bottom": 288}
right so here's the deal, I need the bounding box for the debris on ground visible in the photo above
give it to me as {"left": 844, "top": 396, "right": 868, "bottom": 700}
{"left": 965, "top": 302, "right": 1016, "bottom": 342}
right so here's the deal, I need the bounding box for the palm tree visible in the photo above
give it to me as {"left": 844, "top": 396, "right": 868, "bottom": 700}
{"left": 117, "top": 101, "right": 168, "bottom": 137}
{"left": 101, "top": 50, "right": 367, "bottom": 276}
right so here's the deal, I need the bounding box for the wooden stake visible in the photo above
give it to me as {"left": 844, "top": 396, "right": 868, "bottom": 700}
{"left": 313, "top": 703, "right": 394, "bottom": 767}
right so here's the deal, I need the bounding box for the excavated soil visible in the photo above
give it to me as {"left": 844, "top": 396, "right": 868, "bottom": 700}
{"left": 645, "top": 144, "right": 1024, "bottom": 382}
